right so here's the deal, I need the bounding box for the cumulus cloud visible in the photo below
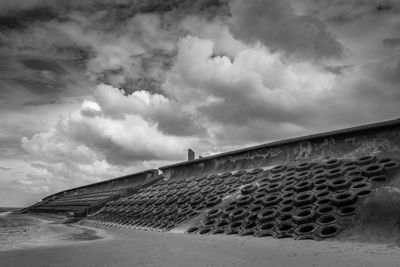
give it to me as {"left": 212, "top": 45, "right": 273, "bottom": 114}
{"left": 164, "top": 36, "right": 335, "bottom": 129}
{"left": 21, "top": 83, "right": 198, "bottom": 190}
{"left": 229, "top": 0, "right": 343, "bottom": 61}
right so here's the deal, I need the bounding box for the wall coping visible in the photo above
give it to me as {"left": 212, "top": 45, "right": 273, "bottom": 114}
{"left": 159, "top": 118, "right": 400, "bottom": 170}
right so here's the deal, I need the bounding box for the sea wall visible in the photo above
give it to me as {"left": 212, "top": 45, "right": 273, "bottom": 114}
{"left": 160, "top": 119, "right": 400, "bottom": 180}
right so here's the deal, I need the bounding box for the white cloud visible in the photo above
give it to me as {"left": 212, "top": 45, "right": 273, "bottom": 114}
{"left": 21, "top": 83, "right": 195, "bottom": 192}
{"left": 164, "top": 36, "right": 336, "bottom": 129}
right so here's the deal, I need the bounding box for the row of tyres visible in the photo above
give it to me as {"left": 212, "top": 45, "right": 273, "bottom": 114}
{"left": 82, "top": 168, "right": 266, "bottom": 230}
{"left": 35, "top": 190, "right": 119, "bottom": 212}
{"left": 186, "top": 156, "right": 400, "bottom": 240}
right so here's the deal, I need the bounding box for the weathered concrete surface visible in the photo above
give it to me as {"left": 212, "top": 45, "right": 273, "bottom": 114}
{"left": 160, "top": 119, "right": 400, "bottom": 180}
{"left": 43, "top": 169, "right": 159, "bottom": 201}
{"left": 28, "top": 169, "right": 160, "bottom": 214}
{"left": 338, "top": 169, "right": 400, "bottom": 245}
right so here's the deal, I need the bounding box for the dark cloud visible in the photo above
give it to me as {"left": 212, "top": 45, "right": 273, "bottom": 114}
{"left": 322, "top": 64, "right": 352, "bottom": 75}
{"left": 296, "top": 0, "right": 400, "bottom": 25}
{"left": 153, "top": 107, "right": 208, "bottom": 137}
{"left": 0, "top": 166, "right": 11, "bottom": 171}
{"left": 383, "top": 38, "right": 400, "bottom": 48}
{"left": 0, "top": 0, "right": 229, "bottom": 107}
{"left": 0, "top": 6, "right": 59, "bottom": 32}
{"left": 229, "top": 0, "right": 343, "bottom": 61}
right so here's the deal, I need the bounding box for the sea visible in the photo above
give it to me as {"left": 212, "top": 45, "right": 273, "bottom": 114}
{"left": 0, "top": 208, "right": 104, "bottom": 251}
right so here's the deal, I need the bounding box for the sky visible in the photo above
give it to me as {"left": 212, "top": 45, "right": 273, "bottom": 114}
{"left": 0, "top": 0, "right": 399, "bottom": 207}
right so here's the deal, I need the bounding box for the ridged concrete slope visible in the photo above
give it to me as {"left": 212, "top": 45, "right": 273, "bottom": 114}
{"left": 28, "top": 169, "right": 158, "bottom": 214}
{"left": 81, "top": 155, "right": 400, "bottom": 242}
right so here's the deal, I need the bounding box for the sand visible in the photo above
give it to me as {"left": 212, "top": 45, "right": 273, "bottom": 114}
{"left": 1, "top": 224, "right": 400, "bottom": 267}
{"left": 0, "top": 213, "right": 105, "bottom": 252}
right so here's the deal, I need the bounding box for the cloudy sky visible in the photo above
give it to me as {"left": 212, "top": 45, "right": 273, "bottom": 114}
{"left": 0, "top": 0, "right": 399, "bottom": 207}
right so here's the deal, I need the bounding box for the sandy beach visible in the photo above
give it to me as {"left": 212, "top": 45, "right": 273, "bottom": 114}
{"left": 1, "top": 219, "right": 400, "bottom": 267}
{"left": 0, "top": 212, "right": 106, "bottom": 252}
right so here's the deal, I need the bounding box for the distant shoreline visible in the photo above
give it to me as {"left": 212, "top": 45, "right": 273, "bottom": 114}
{"left": 0, "top": 212, "right": 107, "bottom": 252}
{"left": 0, "top": 207, "right": 21, "bottom": 213}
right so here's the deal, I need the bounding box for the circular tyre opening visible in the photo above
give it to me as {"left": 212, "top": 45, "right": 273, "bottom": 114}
{"left": 212, "top": 229, "right": 225, "bottom": 235}
{"left": 244, "top": 222, "right": 257, "bottom": 230}
{"left": 297, "top": 181, "right": 308, "bottom": 187}
{"left": 316, "top": 191, "right": 330, "bottom": 198}
{"left": 263, "top": 195, "right": 281, "bottom": 206}
{"left": 278, "top": 214, "right": 292, "bottom": 223}
{"left": 296, "top": 235, "right": 318, "bottom": 241}
{"left": 261, "top": 209, "right": 274, "bottom": 216}
{"left": 267, "top": 182, "right": 282, "bottom": 191}
{"left": 258, "top": 208, "right": 278, "bottom": 222}
{"left": 297, "top": 210, "right": 312, "bottom": 217}
{"left": 207, "top": 208, "right": 220, "bottom": 216}
{"left": 254, "top": 192, "right": 267, "bottom": 200}
{"left": 297, "top": 171, "right": 311, "bottom": 179}
{"left": 298, "top": 194, "right": 310, "bottom": 200}
{"left": 225, "top": 205, "right": 236, "bottom": 212}
{"left": 350, "top": 176, "right": 366, "bottom": 183}
{"left": 241, "top": 184, "right": 258, "bottom": 195}
{"left": 350, "top": 182, "right": 370, "bottom": 190}
{"left": 271, "top": 173, "right": 284, "bottom": 180}
{"left": 317, "top": 205, "right": 335, "bottom": 215}
{"left": 314, "top": 178, "right": 328, "bottom": 185}
{"left": 277, "top": 223, "right": 293, "bottom": 232}
{"left": 336, "top": 192, "right": 351, "bottom": 199}
{"left": 323, "top": 159, "right": 341, "bottom": 169}
{"left": 281, "top": 199, "right": 293, "bottom": 205}
{"left": 370, "top": 175, "right": 387, "bottom": 182}
{"left": 260, "top": 222, "right": 275, "bottom": 231}
{"left": 332, "top": 179, "right": 346, "bottom": 185}
{"left": 338, "top": 206, "right": 357, "bottom": 216}
{"left": 199, "top": 228, "right": 212, "bottom": 235}
{"left": 237, "top": 195, "right": 254, "bottom": 206}
{"left": 318, "top": 214, "right": 337, "bottom": 225}
{"left": 284, "top": 180, "right": 296, "bottom": 187}
{"left": 316, "top": 198, "right": 331, "bottom": 205}
{"left": 348, "top": 171, "right": 362, "bottom": 177}
{"left": 280, "top": 205, "right": 295, "bottom": 213}
{"left": 240, "top": 230, "right": 257, "bottom": 236}
{"left": 250, "top": 205, "right": 263, "bottom": 213}
{"left": 203, "top": 219, "right": 216, "bottom": 227}
{"left": 298, "top": 224, "right": 316, "bottom": 234}
{"left": 230, "top": 221, "right": 244, "bottom": 229}
{"left": 271, "top": 165, "right": 286, "bottom": 173}
{"left": 356, "top": 189, "right": 372, "bottom": 198}
{"left": 384, "top": 162, "right": 399, "bottom": 168}
{"left": 216, "top": 220, "right": 230, "bottom": 228}
{"left": 282, "top": 192, "right": 295, "bottom": 199}
{"left": 226, "top": 229, "right": 239, "bottom": 235}
{"left": 366, "top": 165, "right": 380, "bottom": 171}
{"left": 345, "top": 166, "right": 357, "bottom": 172}
{"left": 232, "top": 209, "right": 245, "bottom": 216}
{"left": 327, "top": 168, "right": 343, "bottom": 177}
{"left": 187, "top": 227, "right": 199, "bottom": 234}
{"left": 319, "top": 225, "right": 341, "bottom": 238}
{"left": 314, "top": 185, "right": 328, "bottom": 191}
{"left": 378, "top": 158, "right": 392, "bottom": 164}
